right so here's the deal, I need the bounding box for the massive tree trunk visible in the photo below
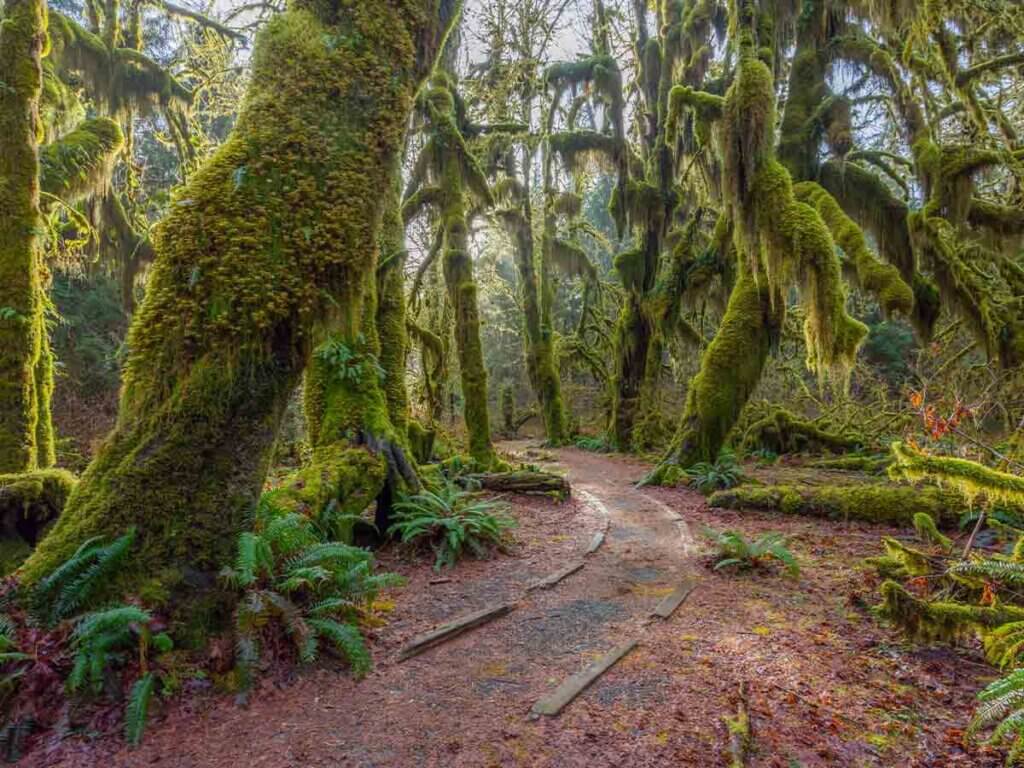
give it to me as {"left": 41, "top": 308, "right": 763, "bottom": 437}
{"left": 21, "top": 0, "right": 459, "bottom": 589}
{"left": 0, "top": 0, "right": 50, "bottom": 474}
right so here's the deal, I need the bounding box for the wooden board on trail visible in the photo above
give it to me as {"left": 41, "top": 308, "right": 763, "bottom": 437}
{"left": 586, "top": 523, "right": 608, "bottom": 554}
{"left": 398, "top": 603, "right": 515, "bottom": 661}
{"left": 527, "top": 561, "right": 585, "bottom": 591}
{"left": 651, "top": 581, "right": 696, "bottom": 619}
{"left": 531, "top": 640, "right": 639, "bottom": 717}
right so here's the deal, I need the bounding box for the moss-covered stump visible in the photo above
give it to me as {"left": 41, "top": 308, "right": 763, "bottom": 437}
{"left": 741, "top": 408, "right": 862, "bottom": 455}
{"left": 20, "top": 0, "right": 459, "bottom": 592}
{"left": 0, "top": 469, "right": 76, "bottom": 543}
{"left": 708, "top": 482, "right": 966, "bottom": 527}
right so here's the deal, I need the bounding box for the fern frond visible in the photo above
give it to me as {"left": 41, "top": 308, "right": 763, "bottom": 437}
{"left": 307, "top": 618, "right": 371, "bottom": 677}
{"left": 125, "top": 672, "right": 155, "bottom": 746}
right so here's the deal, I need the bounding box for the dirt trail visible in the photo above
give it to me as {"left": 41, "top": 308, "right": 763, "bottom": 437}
{"left": 41, "top": 445, "right": 999, "bottom": 767}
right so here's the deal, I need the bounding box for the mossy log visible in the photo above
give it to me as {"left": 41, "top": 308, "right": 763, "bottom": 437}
{"left": 708, "top": 482, "right": 967, "bottom": 527}
{"left": 741, "top": 408, "right": 862, "bottom": 455}
{"left": 468, "top": 471, "right": 569, "bottom": 496}
{"left": 878, "top": 580, "right": 1024, "bottom": 643}
{"left": 20, "top": 1, "right": 459, "bottom": 592}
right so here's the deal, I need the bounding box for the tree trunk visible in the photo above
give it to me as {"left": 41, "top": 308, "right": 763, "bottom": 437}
{"left": 510, "top": 221, "right": 568, "bottom": 445}
{"left": 444, "top": 221, "right": 498, "bottom": 468}
{"left": 377, "top": 174, "right": 411, "bottom": 438}
{"left": 648, "top": 268, "right": 781, "bottom": 481}
{"left": 0, "top": 0, "right": 49, "bottom": 474}
{"left": 21, "top": 0, "right": 458, "bottom": 589}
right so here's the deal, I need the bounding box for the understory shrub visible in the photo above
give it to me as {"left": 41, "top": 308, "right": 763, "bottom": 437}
{"left": 220, "top": 492, "right": 403, "bottom": 690}
{"left": 389, "top": 479, "right": 515, "bottom": 570}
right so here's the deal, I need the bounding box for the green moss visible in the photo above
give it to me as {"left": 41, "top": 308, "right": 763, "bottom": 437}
{"left": 793, "top": 181, "right": 913, "bottom": 318}
{"left": 22, "top": 0, "right": 458, "bottom": 590}
{"left": 912, "top": 512, "right": 952, "bottom": 551}
{"left": 708, "top": 482, "right": 965, "bottom": 526}
{"left": 878, "top": 580, "right": 1024, "bottom": 643}
{"left": 0, "top": 468, "right": 77, "bottom": 539}
{"left": 272, "top": 443, "right": 386, "bottom": 541}
{"left": 0, "top": 0, "right": 48, "bottom": 475}
{"left": 407, "top": 419, "right": 435, "bottom": 464}
{"left": 39, "top": 117, "right": 124, "bottom": 204}
{"left": 890, "top": 441, "right": 1024, "bottom": 508}
{"left": 377, "top": 173, "right": 411, "bottom": 438}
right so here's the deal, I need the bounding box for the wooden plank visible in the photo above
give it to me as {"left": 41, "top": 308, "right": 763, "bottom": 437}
{"left": 651, "top": 581, "right": 696, "bottom": 619}
{"left": 531, "top": 640, "right": 638, "bottom": 717}
{"left": 586, "top": 520, "right": 609, "bottom": 555}
{"left": 398, "top": 603, "right": 515, "bottom": 661}
{"left": 527, "top": 561, "right": 584, "bottom": 591}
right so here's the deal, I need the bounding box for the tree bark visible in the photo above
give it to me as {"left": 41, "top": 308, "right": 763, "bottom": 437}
{"left": 0, "top": 0, "right": 49, "bottom": 474}
{"left": 21, "top": 0, "right": 459, "bottom": 589}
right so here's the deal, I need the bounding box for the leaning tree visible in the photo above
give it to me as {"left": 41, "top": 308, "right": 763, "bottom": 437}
{"left": 19, "top": 0, "right": 463, "bottom": 601}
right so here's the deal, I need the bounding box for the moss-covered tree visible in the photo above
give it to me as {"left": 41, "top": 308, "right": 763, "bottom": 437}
{"left": 20, "top": 0, "right": 462, "bottom": 596}
{"left": 403, "top": 77, "right": 501, "bottom": 468}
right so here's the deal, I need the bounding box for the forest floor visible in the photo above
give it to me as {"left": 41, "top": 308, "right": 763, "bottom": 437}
{"left": 35, "top": 442, "right": 1002, "bottom": 767}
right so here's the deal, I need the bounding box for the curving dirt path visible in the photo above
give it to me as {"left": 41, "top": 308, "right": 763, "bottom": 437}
{"left": 37, "top": 444, "right": 1000, "bottom": 767}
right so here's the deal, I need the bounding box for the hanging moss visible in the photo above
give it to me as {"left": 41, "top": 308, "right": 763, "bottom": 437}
{"left": 793, "top": 181, "right": 913, "bottom": 318}
{"left": 708, "top": 482, "right": 965, "bottom": 526}
{"left": 21, "top": 0, "right": 460, "bottom": 592}
{"left": 39, "top": 117, "right": 124, "bottom": 203}
{"left": 740, "top": 407, "right": 862, "bottom": 455}
{"left": 548, "top": 236, "right": 596, "bottom": 282}
{"left": 0, "top": 0, "right": 48, "bottom": 475}
{"left": 547, "top": 130, "right": 622, "bottom": 174}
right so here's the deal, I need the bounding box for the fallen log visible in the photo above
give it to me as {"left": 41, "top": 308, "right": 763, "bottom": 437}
{"left": 708, "top": 482, "right": 970, "bottom": 527}
{"left": 468, "top": 471, "right": 569, "bottom": 496}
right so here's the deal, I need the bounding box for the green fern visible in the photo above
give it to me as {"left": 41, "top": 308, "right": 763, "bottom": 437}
{"left": 68, "top": 605, "right": 151, "bottom": 694}
{"left": 686, "top": 451, "right": 743, "bottom": 493}
{"left": 226, "top": 491, "right": 402, "bottom": 689}
{"left": 985, "top": 622, "right": 1024, "bottom": 670}
{"left": 702, "top": 527, "right": 799, "bottom": 576}
{"left": 970, "top": 669, "right": 1024, "bottom": 763}
{"left": 388, "top": 480, "right": 515, "bottom": 570}
{"left": 125, "top": 672, "right": 155, "bottom": 746}
{"left": 32, "top": 529, "right": 136, "bottom": 625}
{"left": 951, "top": 558, "right": 1024, "bottom": 589}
